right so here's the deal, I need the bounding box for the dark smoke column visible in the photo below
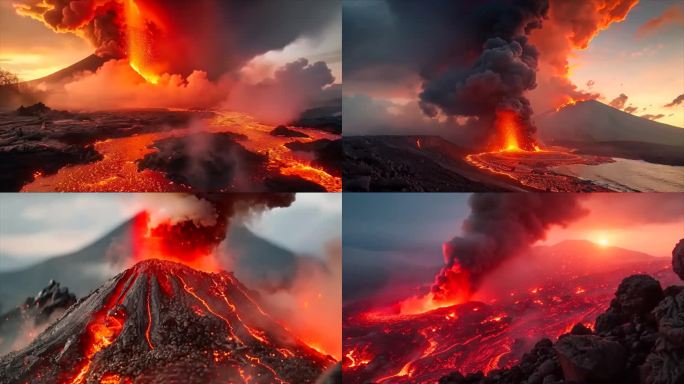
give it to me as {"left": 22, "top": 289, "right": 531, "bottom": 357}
{"left": 432, "top": 194, "right": 587, "bottom": 304}
{"left": 410, "top": 0, "right": 549, "bottom": 149}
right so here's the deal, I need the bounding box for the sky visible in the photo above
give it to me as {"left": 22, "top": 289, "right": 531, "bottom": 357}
{"left": 0, "top": 0, "right": 342, "bottom": 83}
{"left": 566, "top": 1, "right": 684, "bottom": 127}
{"left": 344, "top": 192, "right": 684, "bottom": 264}
{"left": 342, "top": 0, "right": 684, "bottom": 137}
{"left": 0, "top": 193, "right": 341, "bottom": 269}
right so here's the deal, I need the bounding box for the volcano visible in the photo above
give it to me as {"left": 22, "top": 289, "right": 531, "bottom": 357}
{"left": 0, "top": 259, "right": 334, "bottom": 384}
{"left": 342, "top": 241, "right": 679, "bottom": 384}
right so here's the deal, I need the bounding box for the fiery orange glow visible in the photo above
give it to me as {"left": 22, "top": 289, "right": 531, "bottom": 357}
{"left": 67, "top": 271, "right": 135, "bottom": 384}
{"left": 555, "top": 97, "right": 588, "bottom": 112}
{"left": 125, "top": 0, "right": 162, "bottom": 84}
{"left": 130, "top": 212, "right": 222, "bottom": 272}
{"left": 22, "top": 111, "right": 341, "bottom": 192}
{"left": 495, "top": 110, "right": 524, "bottom": 152}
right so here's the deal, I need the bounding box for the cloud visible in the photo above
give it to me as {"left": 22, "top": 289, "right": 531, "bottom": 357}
{"left": 664, "top": 93, "right": 684, "bottom": 108}
{"left": 623, "top": 105, "right": 638, "bottom": 114}
{"left": 586, "top": 80, "right": 595, "bottom": 88}
{"left": 641, "top": 113, "right": 665, "bottom": 121}
{"left": 636, "top": 4, "right": 684, "bottom": 39}
{"left": 608, "top": 93, "right": 629, "bottom": 109}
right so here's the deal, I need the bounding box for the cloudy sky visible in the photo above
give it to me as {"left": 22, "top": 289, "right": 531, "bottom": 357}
{"left": 343, "top": 0, "right": 683, "bottom": 136}
{"left": 0, "top": 193, "right": 341, "bottom": 269}
{"left": 0, "top": 0, "right": 341, "bottom": 82}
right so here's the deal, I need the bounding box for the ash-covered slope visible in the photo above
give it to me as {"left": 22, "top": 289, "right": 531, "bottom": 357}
{"left": 0, "top": 259, "right": 334, "bottom": 384}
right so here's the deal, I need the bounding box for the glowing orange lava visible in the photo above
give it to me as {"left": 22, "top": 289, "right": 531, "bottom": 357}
{"left": 66, "top": 271, "right": 135, "bottom": 384}
{"left": 23, "top": 111, "right": 341, "bottom": 192}
{"left": 126, "top": 0, "right": 161, "bottom": 84}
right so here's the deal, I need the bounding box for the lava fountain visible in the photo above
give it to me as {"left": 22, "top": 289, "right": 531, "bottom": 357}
{"left": 125, "top": 0, "right": 162, "bottom": 84}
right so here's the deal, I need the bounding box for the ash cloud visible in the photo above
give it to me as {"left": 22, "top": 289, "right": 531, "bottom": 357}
{"left": 14, "top": 0, "right": 126, "bottom": 58}
{"left": 432, "top": 194, "right": 587, "bottom": 301}
{"left": 641, "top": 113, "right": 665, "bottom": 121}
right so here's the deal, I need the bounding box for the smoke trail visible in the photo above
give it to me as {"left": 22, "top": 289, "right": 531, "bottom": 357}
{"left": 431, "top": 193, "right": 587, "bottom": 304}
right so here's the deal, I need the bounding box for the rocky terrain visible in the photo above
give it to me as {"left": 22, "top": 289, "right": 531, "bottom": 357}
{"left": 439, "top": 239, "right": 684, "bottom": 384}
{"left": 0, "top": 103, "right": 209, "bottom": 191}
{"left": 343, "top": 136, "right": 507, "bottom": 192}
{"left": 0, "top": 259, "right": 335, "bottom": 384}
{"left": 0, "top": 281, "right": 76, "bottom": 355}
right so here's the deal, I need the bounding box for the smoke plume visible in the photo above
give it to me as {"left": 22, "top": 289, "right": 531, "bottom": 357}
{"left": 14, "top": 0, "right": 126, "bottom": 58}
{"left": 414, "top": 1, "right": 548, "bottom": 147}
{"left": 431, "top": 194, "right": 587, "bottom": 304}
{"left": 609, "top": 93, "right": 629, "bottom": 110}
{"left": 130, "top": 193, "right": 295, "bottom": 270}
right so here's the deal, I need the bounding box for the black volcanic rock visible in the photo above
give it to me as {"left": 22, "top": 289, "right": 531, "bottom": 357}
{"left": 16, "top": 103, "right": 52, "bottom": 116}
{"left": 0, "top": 281, "right": 76, "bottom": 355}
{"left": 645, "top": 290, "right": 684, "bottom": 384}
{"left": 0, "top": 259, "right": 334, "bottom": 383}
{"left": 615, "top": 275, "right": 664, "bottom": 316}
{"left": 263, "top": 175, "right": 327, "bottom": 192}
{"left": 555, "top": 335, "right": 626, "bottom": 382}
{"left": 285, "top": 139, "right": 342, "bottom": 177}
{"left": 673, "top": 239, "right": 684, "bottom": 280}
{"left": 270, "top": 125, "right": 310, "bottom": 138}
{"left": 138, "top": 132, "right": 267, "bottom": 191}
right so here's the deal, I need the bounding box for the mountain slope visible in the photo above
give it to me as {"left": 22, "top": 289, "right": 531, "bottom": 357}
{"left": 24, "top": 54, "right": 108, "bottom": 87}
{"left": 0, "top": 216, "right": 299, "bottom": 309}
{"left": 0, "top": 259, "right": 334, "bottom": 384}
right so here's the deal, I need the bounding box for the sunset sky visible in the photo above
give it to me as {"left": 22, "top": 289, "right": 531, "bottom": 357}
{"left": 343, "top": 0, "right": 684, "bottom": 133}
{"left": 0, "top": 0, "right": 342, "bottom": 82}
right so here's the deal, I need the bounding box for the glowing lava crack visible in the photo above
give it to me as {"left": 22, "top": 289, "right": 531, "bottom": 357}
{"left": 0, "top": 259, "right": 335, "bottom": 384}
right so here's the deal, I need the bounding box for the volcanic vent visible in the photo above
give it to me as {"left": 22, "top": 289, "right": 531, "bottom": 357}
{"left": 0, "top": 259, "right": 334, "bottom": 384}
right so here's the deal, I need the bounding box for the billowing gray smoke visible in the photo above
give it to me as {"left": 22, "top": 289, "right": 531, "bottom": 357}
{"left": 432, "top": 193, "right": 586, "bottom": 302}
{"left": 344, "top": 0, "right": 549, "bottom": 147}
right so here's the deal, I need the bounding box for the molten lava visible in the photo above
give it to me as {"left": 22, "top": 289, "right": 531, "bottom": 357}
{"left": 6, "top": 259, "right": 334, "bottom": 384}
{"left": 21, "top": 111, "right": 341, "bottom": 192}
{"left": 343, "top": 253, "right": 678, "bottom": 383}
{"left": 125, "top": 0, "right": 162, "bottom": 84}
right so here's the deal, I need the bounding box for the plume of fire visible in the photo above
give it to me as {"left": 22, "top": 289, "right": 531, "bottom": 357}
{"left": 127, "top": 193, "right": 295, "bottom": 272}
{"left": 491, "top": 109, "right": 540, "bottom": 152}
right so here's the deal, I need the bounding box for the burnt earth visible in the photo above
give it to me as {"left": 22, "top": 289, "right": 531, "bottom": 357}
{"left": 344, "top": 136, "right": 507, "bottom": 192}
{"left": 438, "top": 240, "right": 684, "bottom": 384}
{"left": 270, "top": 125, "right": 310, "bottom": 138}
{"left": 138, "top": 132, "right": 267, "bottom": 192}
{"left": 285, "top": 139, "right": 342, "bottom": 177}
{"left": 0, "top": 259, "right": 334, "bottom": 384}
{"left": 0, "top": 104, "right": 213, "bottom": 191}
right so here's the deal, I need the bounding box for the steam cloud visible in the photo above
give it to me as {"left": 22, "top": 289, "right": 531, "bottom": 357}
{"left": 432, "top": 194, "right": 587, "bottom": 302}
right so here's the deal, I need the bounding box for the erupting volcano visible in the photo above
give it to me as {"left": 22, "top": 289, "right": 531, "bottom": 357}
{"left": 1, "top": 0, "right": 342, "bottom": 192}
{"left": 0, "top": 259, "right": 335, "bottom": 384}
{"left": 342, "top": 193, "right": 684, "bottom": 383}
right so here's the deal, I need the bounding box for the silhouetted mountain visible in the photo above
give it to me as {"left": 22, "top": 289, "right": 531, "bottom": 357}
{"left": 537, "top": 100, "right": 684, "bottom": 165}
{"left": 24, "top": 54, "right": 108, "bottom": 87}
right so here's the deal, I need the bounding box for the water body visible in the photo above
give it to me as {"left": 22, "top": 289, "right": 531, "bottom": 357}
{"left": 552, "top": 158, "right": 684, "bottom": 192}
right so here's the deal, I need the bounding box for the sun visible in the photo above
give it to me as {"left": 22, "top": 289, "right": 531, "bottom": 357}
{"left": 596, "top": 238, "right": 610, "bottom": 247}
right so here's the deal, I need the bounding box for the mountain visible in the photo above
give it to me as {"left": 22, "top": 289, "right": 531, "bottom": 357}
{"left": 24, "top": 54, "right": 108, "bottom": 87}
{"left": 0, "top": 215, "right": 299, "bottom": 310}
{"left": 537, "top": 100, "right": 684, "bottom": 146}
{"left": 0, "top": 259, "right": 334, "bottom": 383}
{"left": 536, "top": 100, "right": 684, "bottom": 165}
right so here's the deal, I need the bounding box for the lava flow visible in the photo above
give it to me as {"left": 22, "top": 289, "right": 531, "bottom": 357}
{"left": 343, "top": 249, "right": 679, "bottom": 384}
{"left": 21, "top": 111, "right": 341, "bottom": 192}
{"left": 463, "top": 110, "right": 614, "bottom": 191}
{"left": 2, "top": 259, "right": 335, "bottom": 384}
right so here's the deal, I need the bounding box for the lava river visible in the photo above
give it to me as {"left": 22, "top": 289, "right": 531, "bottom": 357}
{"left": 343, "top": 257, "right": 678, "bottom": 384}
{"left": 21, "top": 111, "right": 341, "bottom": 192}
